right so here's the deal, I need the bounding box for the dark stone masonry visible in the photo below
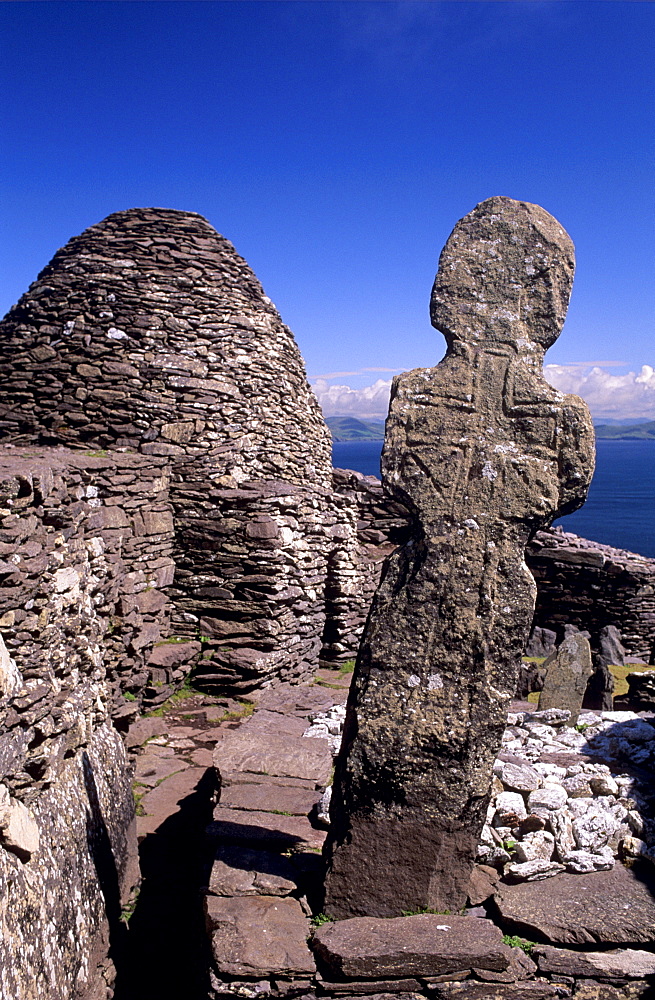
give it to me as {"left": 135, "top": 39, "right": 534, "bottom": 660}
{"left": 0, "top": 203, "right": 653, "bottom": 999}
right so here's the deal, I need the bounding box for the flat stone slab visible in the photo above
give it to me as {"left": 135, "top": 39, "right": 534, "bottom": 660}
{"left": 311, "top": 915, "right": 510, "bottom": 978}
{"left": 137, "top": 766, "right": 206, "bottom": 839}
{"left": 495, "top": 864, "right": 655, "bottom": 945}
{"left": 254, "top": 684, "right": 347, "bottom": 716}
{"left": 317, "top": 978, "right": 424, "bottom": 994}
{"left": 429, "top": 985, "right": 564, "bottom": 1000}
{"left": 244, "top": 710, "right": 310, "bottom": 737}
{"left": 212, "top": 729, "right": 332, "bottom": 787}
{"left": 535, "top": 944, "right": 655, "bottom": 980}
{"left": 209, "top": 844, "right": 300, "bottom": 897}
{"left": 220, "top": 780, "right": 321, "bottom": 816}
{"left": 204, "top": 895, "right": 315, "bottom": 976}
{"left": 134, "top": 752, "right": 191, "bottom": 788}
{"left": 209, "top": 805, "right": 326, "bottom": 852}
{"left": 125, "top": 716, "right": 168, "bottom": 749}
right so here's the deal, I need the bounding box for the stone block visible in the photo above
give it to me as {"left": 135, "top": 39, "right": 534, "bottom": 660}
{"left": 495, "top": 865, "right": 655, "bottom": 945}
{"left": 208, "top": 844, "right": 300, "bottom": 897}
{"left": 204, "top": 895, "right": 315, "bottom": 976}
{"left": 311, "top": 914, "right": 511, "bottom": 978}
{"left": 213, "top": 728, "right": 332, "bottom": 787}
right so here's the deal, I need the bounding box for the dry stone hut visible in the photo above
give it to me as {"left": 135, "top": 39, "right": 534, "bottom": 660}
{"left": 0, "top": 208, "right": 341, "bottom": 693}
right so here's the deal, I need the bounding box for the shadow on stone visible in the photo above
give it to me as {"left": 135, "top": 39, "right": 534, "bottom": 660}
{"left": 83, "top": 751, "right": 130, "bottom": 991}
{"left": 113, "top": 767, "right": 217, "bottom": 1000}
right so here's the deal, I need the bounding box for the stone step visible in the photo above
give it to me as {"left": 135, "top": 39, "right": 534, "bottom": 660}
{"left": 220, "top": 779, "right": 321, "bottom": 816}
{"left": 213, "top": 728, "right": 333, "bottom": 787}
{"left": 208, "top": 805, "right": 326, "bottom": 852}
{"left": 204, "top": 895, "right": 316, "bottom": 977}
{"left": 311, "top": 914, "right": 511, "bottom": 979}
{"left": 494, "top": 863, "right": 655, "bottom": 946}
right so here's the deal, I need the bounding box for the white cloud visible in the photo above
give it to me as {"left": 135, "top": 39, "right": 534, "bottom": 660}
{"left": 311, "top": 377, "right": 392, "bottom": 419}
{"left": 312, "top": 364, "right": 655, "bottom": 422}
{"left": 544, "top": 364, "right": 655, "bottom": 421}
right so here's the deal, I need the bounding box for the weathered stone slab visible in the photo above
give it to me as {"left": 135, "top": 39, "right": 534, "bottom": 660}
{"left": 495, "top": 865, "right": 655, "bottom": 945}
{"left": 134, "top": 750, "right": 191, "bottom": 788}
{"left": 208, "top": 844, "right": 300, "bottom": 897}
{"left": 538, "top": 633, "right": 594, "bottom": 725}
{"left": 220, "top": 780, "right": 321, "bottom": 816}
{"left": 243, "top": 709, "right": 310, "bottom": 737}
{"left": 535, "top": 944, "right": 655, "bottom": 981}
{"left": 204, "top": 895, "right": 315, "bottom": 976}
{"left": 311, "top": 914, "right": 511, "bottom": 978}
{"left": 137, "top": 766, "right": 206, "bottom": 839}
{"left": 213, "top": 728, "right": 332, "bottom": 787}
{"left": 209, "top": 805, "right": 326, "bottom": 851}
{"left": 317, "top": 978, "right": 424, "bottom": 994}
{"left": 324, "top": 196, "right": 594, "bottom": 917}
{"left": 125, "top": 716, "right": 168, "bottom": 749}
{"left": 430, "top": 985, "right": 564, "bottom": 1000}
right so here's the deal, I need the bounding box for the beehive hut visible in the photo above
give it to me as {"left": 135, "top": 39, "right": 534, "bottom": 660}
{"left": 0, "top": 208, "right": 340, "bottom": 691}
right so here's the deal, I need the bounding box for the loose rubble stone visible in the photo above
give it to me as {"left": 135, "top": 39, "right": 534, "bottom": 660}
{"left": 204, "top": 895, "right": 315, "bottom": 976}
{"left": 495, "top": 865, "right": 655, "bottom": 945}
{"left": 324, "top": 197, "right": 595, "bottom": 917}
{"left": 311, "top": 914, "right": 511, "bottom": 978}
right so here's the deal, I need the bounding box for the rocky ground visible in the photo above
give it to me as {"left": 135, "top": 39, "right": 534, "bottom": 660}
{"left": 117, "top": 668, "right": 655, "bottom": 1000}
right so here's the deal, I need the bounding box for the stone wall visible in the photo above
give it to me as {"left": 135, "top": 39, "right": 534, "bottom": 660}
{"left": 527, "top": 527, "right": 655, "bottom": 659}
{"left": 0, "top": 207, "right": 336, "bottom": 690}
{"left": 0, "top": 448, "right": 159, "bottom": 999}
{"left": 327, "top": 471, "right": 655, "bottom": 663}
{"left": 169, "top": 474, "right": 344, "bottom": 691}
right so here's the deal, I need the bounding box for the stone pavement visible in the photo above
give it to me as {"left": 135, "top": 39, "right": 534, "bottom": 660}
{"left": 118, "top": 669, "right": 655, "bottom": 1000}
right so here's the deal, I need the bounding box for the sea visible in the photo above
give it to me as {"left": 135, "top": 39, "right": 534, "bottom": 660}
{"left": 332, "top": 438, "right": 655, "bottom": 559}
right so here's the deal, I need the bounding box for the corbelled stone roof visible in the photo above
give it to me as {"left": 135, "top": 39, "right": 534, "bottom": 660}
{"left": 0, "top": 207, "right": 332, "bottom": 489}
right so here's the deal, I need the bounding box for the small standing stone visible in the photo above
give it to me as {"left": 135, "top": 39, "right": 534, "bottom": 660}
{"left": 537, "top": 633, "right": 594, "bottom": 725}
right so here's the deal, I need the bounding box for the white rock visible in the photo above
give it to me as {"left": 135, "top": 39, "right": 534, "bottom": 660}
{"left": 505, "top": 858, "right": 564, "bottom": 881}
{"left": 570, "top": 798, "right": 622, "bottom": 853}
{"left": 589, "top": 774, "right": 619, "bottom": 796}
{"left": 499, "top": 760, "right": 542, "bottom": 792}
{"left": 513, "top": 830, "right": 554, "bottom": 863}
{"left": 562, "top": 849, "right": 614, "bottom": 874}
{"left": 0, "top": 634, "right": 22, "bottom": 698}
{"left": 494, "top": 791, "right": 527, "bottom": 825}
{"left": 562, "top": 774, "right": 592, "bottom": 798}
{"left": 0, "top": 788, "right": 39, "bottom": 861}
{"left": 548, "top": 808, "right": 576, "bottom": 858}
{"left": 316, "top": 786, "right": 331, "bottom": 827}
{"left": 528, "top": 786, "right": 568, "bottom": 813}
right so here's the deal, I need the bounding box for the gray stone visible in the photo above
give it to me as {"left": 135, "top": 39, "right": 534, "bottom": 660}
{"left": 204, "top": 894, "right": 315, "bottom": 976}
{"left": 537, "top": 633, "right": 594, "bottom": 725}
{"left": 495, "top": 865, "right": 655, "bottom": 945}
{"left": 311, "top": 914, "right": 511, "bottom": 978}
{"left": 323, "top": 197, "right": 594, "bottom": 917}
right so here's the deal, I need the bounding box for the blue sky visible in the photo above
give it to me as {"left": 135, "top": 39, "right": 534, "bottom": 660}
{"left": 1, "top": 1, "right": 653, "bottom": 419}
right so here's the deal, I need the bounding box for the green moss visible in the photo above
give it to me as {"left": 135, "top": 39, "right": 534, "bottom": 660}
{"left": 216, "top": 700, "right": 255, "bottom": 723}
{"left": 338, "top": 659, "right": 356, "bottom": 677}
{"left": 311, "top": 913, "right": 332, "bottom": 927}
{"left": 502, "top": 934, "right": 535, "bottom": 955}
{"left": 153, "top": 636, "right": 189, "bottom": 646}
{"left": 123, "top": 691, "right": 136, "bottom": 702}
{"left": 84, "top": 449, "right": 108, "bottom": 457}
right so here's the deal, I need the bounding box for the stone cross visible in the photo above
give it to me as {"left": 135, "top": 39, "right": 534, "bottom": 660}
{"left": 323, "top": 196, "right": 595, "bottom": 918}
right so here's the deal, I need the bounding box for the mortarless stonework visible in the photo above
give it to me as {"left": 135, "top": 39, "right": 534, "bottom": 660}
{"left": 0, "top": 207, "right": 337, "bottom": 690}
{"left": 323, "top": 196, "right": 595, "bottom": 917}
